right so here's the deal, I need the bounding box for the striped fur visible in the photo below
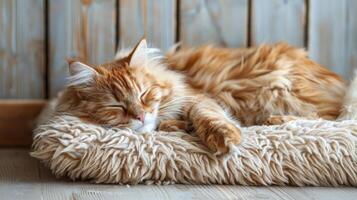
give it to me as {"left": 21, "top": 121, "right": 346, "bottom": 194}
{"left": 57, "top": 39, "right": 346, "bottom": 153}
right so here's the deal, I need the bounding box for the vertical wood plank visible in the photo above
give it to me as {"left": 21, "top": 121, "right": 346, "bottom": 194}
{"left": 0, "top": 0, "right": 45, "bottom": 99}
{"left": 346, "top": 1, "right": 357, "bottom": 79}
{"left": 119, "top": 0, "right": 176, "bottom": 50}
{"left": 251, "top": 0, "right": 306, "bottom": 46}
{"left": 308, "top": 0, "right": 355, "bottom": 79}
{"left": 179, "top": 0, "right": 248, "bottom": 47}
{"left": 49, "top": 0, "right": 116, "bottom": 97}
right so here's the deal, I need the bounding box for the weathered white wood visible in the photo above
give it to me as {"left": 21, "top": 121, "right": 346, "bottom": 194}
{"left": 119, "top": 0, "right": 176, "bottom": 50}
{"left": 2, "top": 149, "right": 357, "bottom": 200}
{"left": 268, "top": 186, "right": 357, "bottom": 200}
{"left": 251, "top": 0, "right": 306, "bottom": 46}
{"left": 308, "top": 0, "right": 355, "bottom": 79}
{"left": 49, "top": 0, "right": 116, "bottom": 97}
{"left": 0, "top": 0, "right": 45, "bottom": 98}
{"left": 346, "top": 1, "right": 357, "bottom": 80}
{"left": 0, "top": 148, "right": 42, "bottom": 200}
{"left": 172, "top": 185, "right": 288, "bottom": 200}
{"left": 180, "top": 0, "right": 248, "bottom": 47}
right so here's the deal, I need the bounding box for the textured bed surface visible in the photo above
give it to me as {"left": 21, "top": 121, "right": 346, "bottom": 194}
{"left": 31, "top": 78, "right": 357, "bottom": 186}
{"left": 31, "top": 107, "right": 357, "bottom": 186}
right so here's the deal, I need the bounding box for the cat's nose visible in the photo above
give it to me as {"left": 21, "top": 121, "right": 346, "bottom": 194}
{"left": 136, "top": 113, "right": 145, "bottom": 123}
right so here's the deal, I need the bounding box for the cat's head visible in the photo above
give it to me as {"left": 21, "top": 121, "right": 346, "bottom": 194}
{"left": 59, "top": 39, "right": 171, "bottom": 132}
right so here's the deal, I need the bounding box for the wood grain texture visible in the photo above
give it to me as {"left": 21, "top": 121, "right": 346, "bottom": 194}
{"left": 49, "top": 0, "right": 116, "bottom": 97}
{"left": 346, "top": 1, "right": 357, "bottom": 80}
{"left": 180, "top": 0, "right": 248, "bottom": 47}
{"left": 268, "top": 186, "right": 357, "bottom": 200}
{"left": 0, "top": 100, "right": 46, "bottom": 146}
{"left": 0, "top": 149, "right": 42, "bottom": 200}
{"left": 2, "top": 148, "right": 357, "bottom": 200}
{"left": 119, "top": 0, "right": 176, "bottom": 50}
{"left": 0, "top": 0, "right": 45, "bottom": 98}
{"left": 308, "top": 0, "right": 356, "bottom": 79}
{"left": 251, "top": 0, "right": 306, "bottom": 46}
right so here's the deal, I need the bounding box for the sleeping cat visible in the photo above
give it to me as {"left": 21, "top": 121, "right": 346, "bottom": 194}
{"left": 57, "top": 39, "right": 346, "bottom": 153}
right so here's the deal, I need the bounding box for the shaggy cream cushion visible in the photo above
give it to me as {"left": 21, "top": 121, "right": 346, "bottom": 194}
{"left": 31, "top": 78, "right": 357, "bottom": 186}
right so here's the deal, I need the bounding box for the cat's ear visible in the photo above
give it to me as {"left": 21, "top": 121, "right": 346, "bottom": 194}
{"left": 128, "top": 38, "right": 148, "bottom": 67}
{"left": 67, "top": 59, "right": 98, "bottom": 86}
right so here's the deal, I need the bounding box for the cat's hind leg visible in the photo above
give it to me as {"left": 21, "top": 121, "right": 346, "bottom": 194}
{"left": 264, "top": 115, "right": 317, "bottom": 125}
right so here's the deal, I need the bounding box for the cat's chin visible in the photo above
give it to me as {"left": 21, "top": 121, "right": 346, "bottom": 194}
{"left": 135, "top": 123, "right": 157, "bottom": 133}
{"left": 130, "top": 112, "right": 158, "bottom": 133}
{"left": 130, "top": 116, "right": 157, "bottom": 133}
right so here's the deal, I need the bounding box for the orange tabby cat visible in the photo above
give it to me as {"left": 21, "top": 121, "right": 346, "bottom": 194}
{"left": 57, "top": 39, "right": 345, "bottom": 153}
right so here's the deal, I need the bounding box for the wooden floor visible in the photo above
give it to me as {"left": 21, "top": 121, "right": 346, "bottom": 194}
{"left": 0, "top": 148, "right": 356, "bottom": 200}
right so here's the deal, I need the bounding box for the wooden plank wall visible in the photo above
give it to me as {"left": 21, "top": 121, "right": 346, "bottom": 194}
{"left": 119, "top": 0, "right": 176, "bottom": 51}
{"left": 49, "top": 0, "right": 116, "bottom": 97}
{"left": 251, "top": 0, "right": 306, "bottom": 47}
{"left": 0, "top": 0, "right": 356, "bottom": 98}
{"left": 309, "top": 0, "right": 357, "bottom": 80}
{"left": 0, "top": 0, "right": 45, "bottom": 98}
{"left": 180, "top": 0, "right": 248, "bottom": 47}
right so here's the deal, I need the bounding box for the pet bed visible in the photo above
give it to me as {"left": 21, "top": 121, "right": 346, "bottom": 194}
{"left": 31, "top": 81, "right": 357, "bottom": 186}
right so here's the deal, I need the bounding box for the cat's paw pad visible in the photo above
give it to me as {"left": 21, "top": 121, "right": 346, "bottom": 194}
{"left": 206, "top": 123, "right": 242, "bottom": 154}
{"left": 265, "top": 115, "right": 298, "bottom": 125}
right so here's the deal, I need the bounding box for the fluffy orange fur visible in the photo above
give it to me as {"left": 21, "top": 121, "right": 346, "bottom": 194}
{"left": 57, "top": 39, "right": 346, "bottom": 153}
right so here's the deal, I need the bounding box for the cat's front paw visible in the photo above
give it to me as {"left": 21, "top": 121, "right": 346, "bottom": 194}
{"left": 205, "top": 122, "right": 242, "bottom": 154}
{"left": 158, "top": 119, "right": 188, "bottom": 132}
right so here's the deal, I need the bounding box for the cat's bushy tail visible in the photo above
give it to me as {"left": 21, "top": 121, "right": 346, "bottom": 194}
{"left": 338, "top": 71, "right": 357, "bottom": 120}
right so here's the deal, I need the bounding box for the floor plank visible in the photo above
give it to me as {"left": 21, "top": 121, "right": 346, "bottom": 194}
{"left": 1, "top": 148, "right": 356, "bottom": 200}
{"left": 269, "top": 186, "right": 357, "bottom": 200}
{"left": 0, "top": 148, "right": 42, "bottom": 200}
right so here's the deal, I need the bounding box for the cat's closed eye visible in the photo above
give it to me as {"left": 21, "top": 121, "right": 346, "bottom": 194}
{"left": 106, "top": 104, "right": 126, "bottom": 111}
